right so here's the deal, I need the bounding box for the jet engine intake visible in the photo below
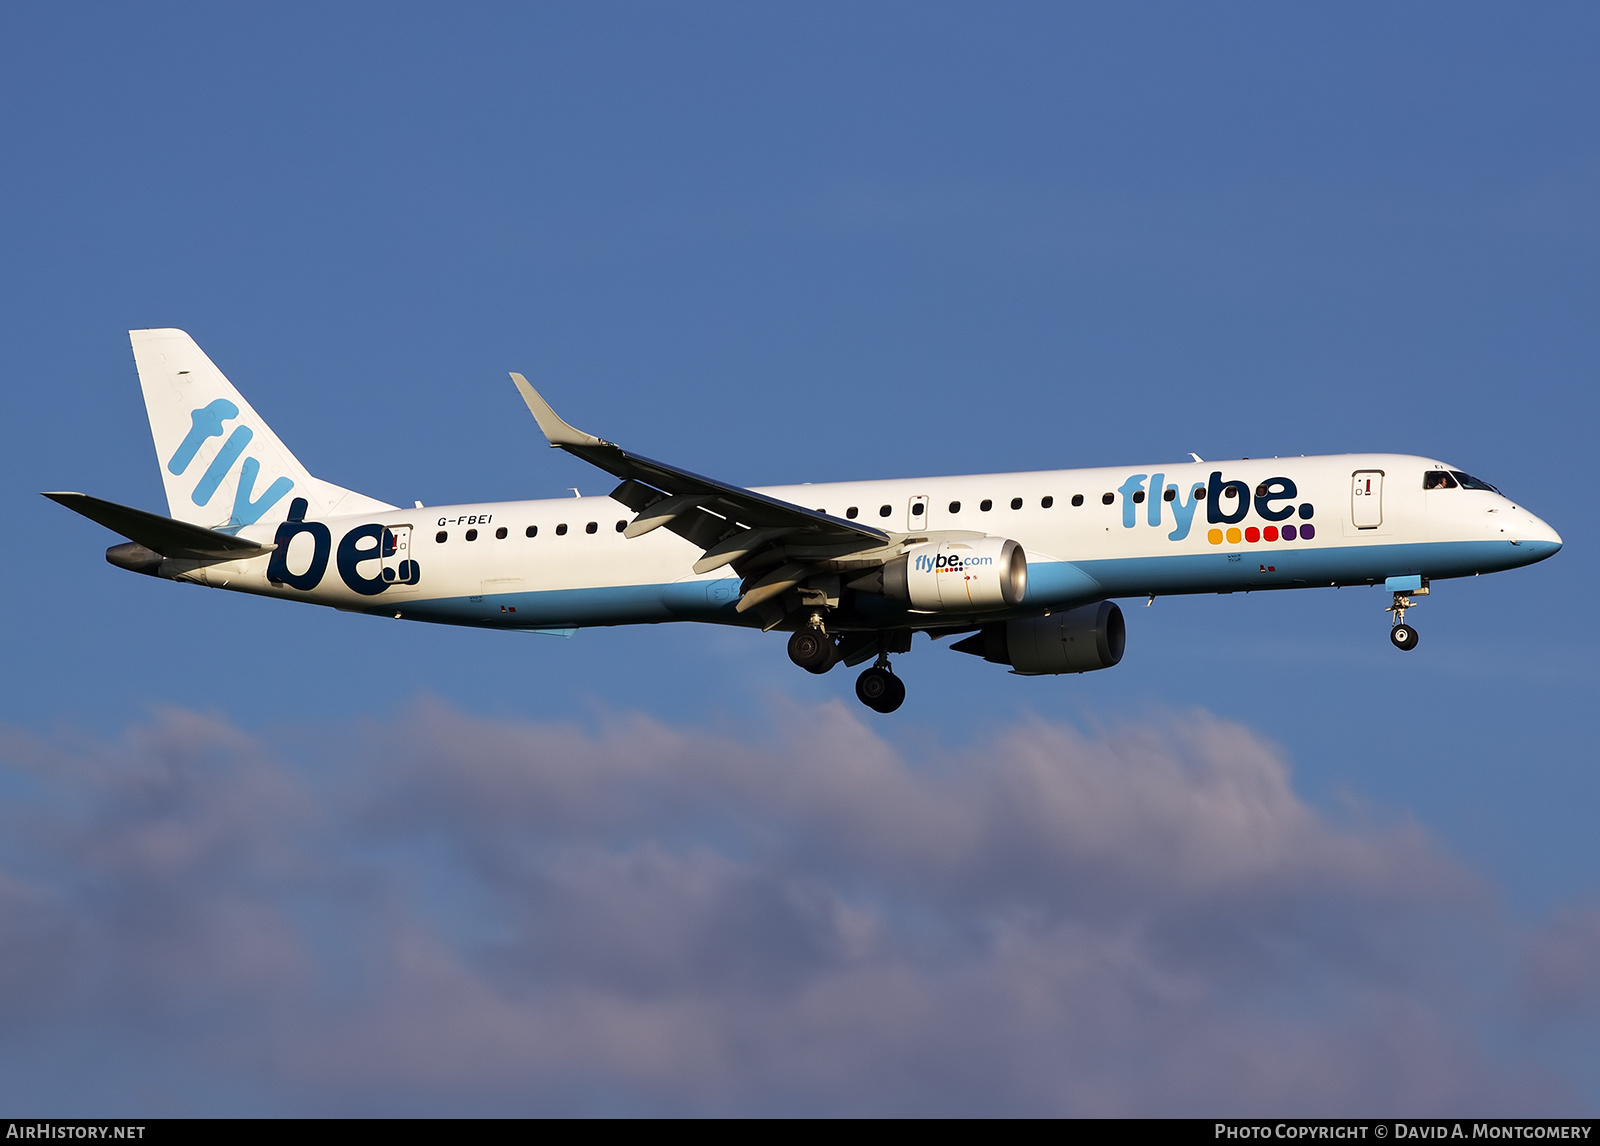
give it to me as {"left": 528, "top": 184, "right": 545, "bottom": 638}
{"left": 951, "top": 600, "right": 1125, "bottom": 674}
{"left": 873, "top": 537, "right": 1027, "bottom": 612}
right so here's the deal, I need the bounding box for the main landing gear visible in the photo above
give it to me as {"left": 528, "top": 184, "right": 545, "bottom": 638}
{"left": 787, "top": 627, "right": 837, "bottom": 674}
{"left": 855, "top": 660, "right": 905, "bottom": 714}
{"left": 786, "top": 618, "right": 907, "bottom": 713}
{"left": 1386, "top": 583, "right": 1428, "bottom": 652}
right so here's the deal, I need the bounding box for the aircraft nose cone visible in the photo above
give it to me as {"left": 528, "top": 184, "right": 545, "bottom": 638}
{"left": 1516, "top": 512, "right": 1562, "bottom": 561}
{"left": 1529, "top": 514, "right": 1561, "bottom": 548}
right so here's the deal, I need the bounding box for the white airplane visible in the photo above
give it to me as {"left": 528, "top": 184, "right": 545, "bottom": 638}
{"left": 49, "top": 330, "right": 1563, "bottom": 713}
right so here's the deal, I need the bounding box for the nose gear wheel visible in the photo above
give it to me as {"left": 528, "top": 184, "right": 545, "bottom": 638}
{"left": 1385, "top": 585, "right": 1426, "bottom": 652}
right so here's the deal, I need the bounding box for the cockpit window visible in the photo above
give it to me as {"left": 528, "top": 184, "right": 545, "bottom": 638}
{"left": 1423, "top": 471, "right": 1458, "bottom": 490}
{"left": 1450, "top": 470, "right": 1499, "bottom": 492}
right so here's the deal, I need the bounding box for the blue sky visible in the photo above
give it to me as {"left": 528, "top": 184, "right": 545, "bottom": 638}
{"left": 2, "top": 2, "right": 1598, "bottom": 1114}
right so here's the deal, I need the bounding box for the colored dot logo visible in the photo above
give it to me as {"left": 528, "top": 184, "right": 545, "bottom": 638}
{"left": 1209, "top": 523, "right": 1314, "bottom": 545}
{"left": 1209, "top": 524, "right": 1312, "bottom": 547}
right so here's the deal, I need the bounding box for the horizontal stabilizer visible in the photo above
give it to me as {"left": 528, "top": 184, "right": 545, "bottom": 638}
{"left": 43, "top": 492, "right": 276, "bottom": 561}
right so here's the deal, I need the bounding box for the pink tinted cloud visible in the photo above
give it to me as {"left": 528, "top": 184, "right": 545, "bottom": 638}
{"left": 0, "top": 700, "right": 1579, "bottom": 1114}
{"left": 1523, "top": 902, "right": 1600, "bottom": 1016}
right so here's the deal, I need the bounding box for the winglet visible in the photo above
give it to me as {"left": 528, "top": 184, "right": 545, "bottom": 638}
{"left": 509, "top": 373, "right": 609, "bottom": 449}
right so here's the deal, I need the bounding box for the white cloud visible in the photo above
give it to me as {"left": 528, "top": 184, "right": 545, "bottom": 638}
{"left": 0, "top": 699, "right": 1582, "bottom": 1114}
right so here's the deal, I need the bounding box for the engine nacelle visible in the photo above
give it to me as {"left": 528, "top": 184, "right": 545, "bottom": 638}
{"left": 878, "top": 537, "right": 1027, "bottom": 612}
{"left": 951, "top": 600, "right": 1125, "bottom": 674}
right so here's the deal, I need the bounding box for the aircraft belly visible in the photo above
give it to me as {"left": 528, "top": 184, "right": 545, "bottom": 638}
{"left": 377, "top": 577, "right": 747, "bottom": 629}
{"left": 1018, "top": 560, "right": 1106, "bottom": 609}
{"left": 1077, "top": 538, "right": 1542, "bottom": 598}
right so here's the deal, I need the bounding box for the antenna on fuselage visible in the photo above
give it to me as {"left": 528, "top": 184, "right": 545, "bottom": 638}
{"left": 1188, "top": 452, "right": 1204, "bottom": 463}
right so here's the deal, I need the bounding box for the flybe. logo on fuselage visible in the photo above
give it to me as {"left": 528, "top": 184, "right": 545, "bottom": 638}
{"left": 1119, "top": 471, "right": 1318, "bottom": 545}
{"left": 169, "top": 400, "right": 293, "bottom": 532}
{"left": 266, "top": 509, "right": 421, "bottom": 596}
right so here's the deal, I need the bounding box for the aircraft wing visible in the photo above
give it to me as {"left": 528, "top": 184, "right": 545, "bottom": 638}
{"left": 44, "top": 492, "right": 277, "bottom": 561}
{"left": 511, "top": 375, "right": 894, "bottom": 609}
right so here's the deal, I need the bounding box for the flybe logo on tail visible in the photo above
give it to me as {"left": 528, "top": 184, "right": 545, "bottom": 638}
{"left": 1118, "top": 471, "right": 1317, "bottom": 544}
{"left": 168, "top": 400, "right": 293, "bottom": 532}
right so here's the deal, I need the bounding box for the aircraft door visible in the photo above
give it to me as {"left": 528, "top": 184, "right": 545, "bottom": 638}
{"left": 1351, "top": 472, "right": 1383, "bottom": 529}
{"left": 381, "top": 525, "right": 420, "bottom": 586}
{"left": 908, "top": 495, "right": 929, "bottom": 531}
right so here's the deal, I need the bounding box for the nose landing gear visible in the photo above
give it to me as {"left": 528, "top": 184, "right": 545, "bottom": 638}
{"left": 1385, "top": 580, "right": 1428, "bottom": 652}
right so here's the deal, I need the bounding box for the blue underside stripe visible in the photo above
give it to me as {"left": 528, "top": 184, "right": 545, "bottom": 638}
{"left": 371, "top": 539, "right": 1557, "bottom": 630}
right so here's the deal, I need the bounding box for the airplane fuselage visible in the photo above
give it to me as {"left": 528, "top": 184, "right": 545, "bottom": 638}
{"left": 57, "top": 330, "right": 1562, "bottom": 712}
{"left": 156, "top": 452, "right": 1560, "bottom": 634}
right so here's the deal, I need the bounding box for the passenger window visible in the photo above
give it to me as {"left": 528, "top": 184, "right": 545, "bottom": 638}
{"left": 1010, "top": 497, "right": 1022, "bottom": 510}
{"left": 1163, "top": 488, "right": 1175, "bottom": 502}
{"left": 912, "top": 502, "right": 925, "bottom": 516}
{"left": 586, "top": 522, "right": 597, "bottom": 534}
{"left": 1102, "top": 493, "right": 1114, "bottom": 505}
{"left": 1132, "top": 491, "right": 1145, "bottom": 504}
{"left": 556, "top": 523, "right": 568, "bottom": 536}
{"left": 615, "top": 520, "right": 626, "bottom": 532}
{"left": 436, "top": 531, "right": 448, "bottom": 543}
{"left": 525, "top": 525, "right": 537, "bottom": 538}
{"left": 980, "top": 499, "right": 993, "bottom": 512}
{"left": 1194, "top": 487, "right": 1206, "bottom": 499}
{"left": 1041, "top": 496, "right": 1054, "bottom": 508}
{"left": 1071, "top": 494, "right": 1083, "bottom": 507}
{"left": 879, "top": 505, "right": 892, "bottom": 517}
{"left": 949, "top": 501, "right": 961, "bottom": 513}
{"left": 465, "top": 529, "right": 478, "bottom": 541}
{"left": 846, "top": 507, "right": 859, "bottom": 519}
{"left": 495, "top": 527, "right": 508, "bottom": 539}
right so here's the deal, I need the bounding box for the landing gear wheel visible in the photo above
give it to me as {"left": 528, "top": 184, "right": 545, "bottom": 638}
{"left": 855, "top": 667, "right": 906, "bottom": 713}
{"left": 1390, "top": 624, "right": 1419, "bottom": 651}
{"left": 788, "top": 628, "right": 836, "bottom": 673}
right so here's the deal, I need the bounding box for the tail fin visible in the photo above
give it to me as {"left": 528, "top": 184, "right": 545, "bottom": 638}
{"left": 130, "top": 329, "right": 394, "bottom": 529}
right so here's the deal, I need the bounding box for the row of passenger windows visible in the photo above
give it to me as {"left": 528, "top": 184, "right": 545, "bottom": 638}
{"left": 843, "top": 496, "right": 1067, "bottom": 519}
{"left": 834, "top": 489, "right": 1227, "bottom": 518}
{"left": 434, "top": 483, "right": 1259, "bottom": 543}
{"left": 1131, "top": 487, "right": 1220, "bottom": 504}
{"left": 436, "top": 521, "right": 629, "bottom": 543}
